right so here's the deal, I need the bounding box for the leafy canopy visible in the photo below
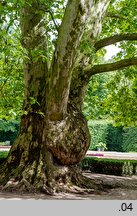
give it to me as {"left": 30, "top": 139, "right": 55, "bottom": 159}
{"left": 0, "top": 0, "right": 137, "bottom": 127}
{"left": 83, "top": 0, "right": 137, "bottom": 126}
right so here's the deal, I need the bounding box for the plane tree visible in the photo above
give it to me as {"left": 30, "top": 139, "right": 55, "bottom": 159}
{"left": 0, "top": 0, "right": 137, "bottom": 194}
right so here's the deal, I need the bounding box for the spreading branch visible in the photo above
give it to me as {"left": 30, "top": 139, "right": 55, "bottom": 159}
{"left": 85, "top": 57, "right": 137, "bottom": 77}
{"left": 94, "top": 33, "right": 137, "bottom": 51}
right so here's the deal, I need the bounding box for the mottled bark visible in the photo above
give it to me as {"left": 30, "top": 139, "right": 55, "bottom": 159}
{"left": 0, "top": 0, "right": 112, "bottom": 194}
{"left": 69, "top": 65, "right": 89, "bottom": 111}
{"left": 45, "top": 104, "right": 90, "bottom": 165}
{"left": 69, "top": 0, "right": 111, "bottom": 110}
{"left": 20, "top": 1, "right": 48, "bottom": 113}
{"left": 47, "top": 0, "right": 92, "bottom": 120}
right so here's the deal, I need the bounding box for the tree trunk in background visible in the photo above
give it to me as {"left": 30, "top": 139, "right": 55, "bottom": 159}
{"left": 0, "top": 0, "right": 110, "bottom": 193}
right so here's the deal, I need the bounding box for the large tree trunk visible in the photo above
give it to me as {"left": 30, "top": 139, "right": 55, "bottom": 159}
{"left": 0, "top": 0, "right": 111, "bottom": 194}
{"left": 0, "top": 109, "right": 91, "bottom": 193}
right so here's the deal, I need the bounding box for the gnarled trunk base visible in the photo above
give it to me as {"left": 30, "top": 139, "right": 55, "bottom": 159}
{"left": 0, "top": 110, "right": 106, "bottom": 195}
{"left": 0, "top": 161, "right": 106, "bottom": 195}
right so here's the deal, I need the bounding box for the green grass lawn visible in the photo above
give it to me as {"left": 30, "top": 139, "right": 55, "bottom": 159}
{"left": 0, "top": 151, "right": 9, "bottom": 159}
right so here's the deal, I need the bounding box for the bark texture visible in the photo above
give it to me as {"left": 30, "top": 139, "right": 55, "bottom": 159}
{"left": 0, "top": 0, "right": 111, "bottom": 194}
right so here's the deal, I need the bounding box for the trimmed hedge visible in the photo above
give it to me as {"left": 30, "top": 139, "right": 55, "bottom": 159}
{"left": 80, "top": 157, "right": 137, "bottom": 176}
{"left": 106, "top": 124, "right": 123, "bottom": 152}
{"left": 123, "top": 127, "right": 137, "bottom": 152}
{"left": 1, "top": 152, "right": 137, "bottom": 177}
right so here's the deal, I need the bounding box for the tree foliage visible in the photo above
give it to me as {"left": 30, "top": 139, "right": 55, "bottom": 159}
{"left": 88, "top": 120, "right": 124, "bottom": 151}
{"left": 0, "top": 0, "right": 137, "bottom": 126}
{"left": 83, "top": 0, "right": 137, "bottom": 126}
{"left": 0, "top": 0, "right": 24, "bottom": 119}
{"left": 104, "top": 68, "right": 137, "bottom": 127}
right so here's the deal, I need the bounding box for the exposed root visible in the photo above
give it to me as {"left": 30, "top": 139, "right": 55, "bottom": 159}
{"left": 2, "top": 178, "right": 34, "bottom": 193}
{"left": 0, "top": 154, "right": 119, "bottom": 196}
{"left": 69, "top": 166, "right": 110, "bottom": 193}
{"left": 0, "top": 165, "right": 109, "bottom": 196}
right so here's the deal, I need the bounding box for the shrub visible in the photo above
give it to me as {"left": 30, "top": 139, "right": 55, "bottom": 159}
{"left": 0, "top": 119, "right": 19, "bottom": 145}
{"left": 80, "top": 157, "right": 137, "bottom": 176}
{"left": 95, "top": 142, "right": 107, "bottom": 151}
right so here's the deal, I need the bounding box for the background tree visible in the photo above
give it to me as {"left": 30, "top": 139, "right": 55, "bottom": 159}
{"left": 0, "top": 0, "right": 24, "bottom": 119}
{"left": 0, "top": 0, "right": 137, "bottom": 194}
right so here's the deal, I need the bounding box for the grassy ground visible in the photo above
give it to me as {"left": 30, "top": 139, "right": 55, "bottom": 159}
{"left": 0, "top": 151, "right": 9, "bottom": 158}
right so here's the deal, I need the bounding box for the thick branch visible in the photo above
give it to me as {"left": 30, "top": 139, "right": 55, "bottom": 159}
{"left": 48, "top": 0, "right": 111, "bottom": 118}
{"left": 86, "top": 57, "right": 137, "bottom": 76}
{"left": 48, "top": 0, "right": 91, "bottom": 118}
{"left": 94, "top": 33, "right": 137, "bottom": 51}
{"left": 20, "top": 1, "right": 48, "bottom": 111}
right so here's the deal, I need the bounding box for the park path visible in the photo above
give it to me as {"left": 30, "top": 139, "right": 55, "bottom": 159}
{"left": 86, "top": 151, "right": 137, "bottom": 160}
